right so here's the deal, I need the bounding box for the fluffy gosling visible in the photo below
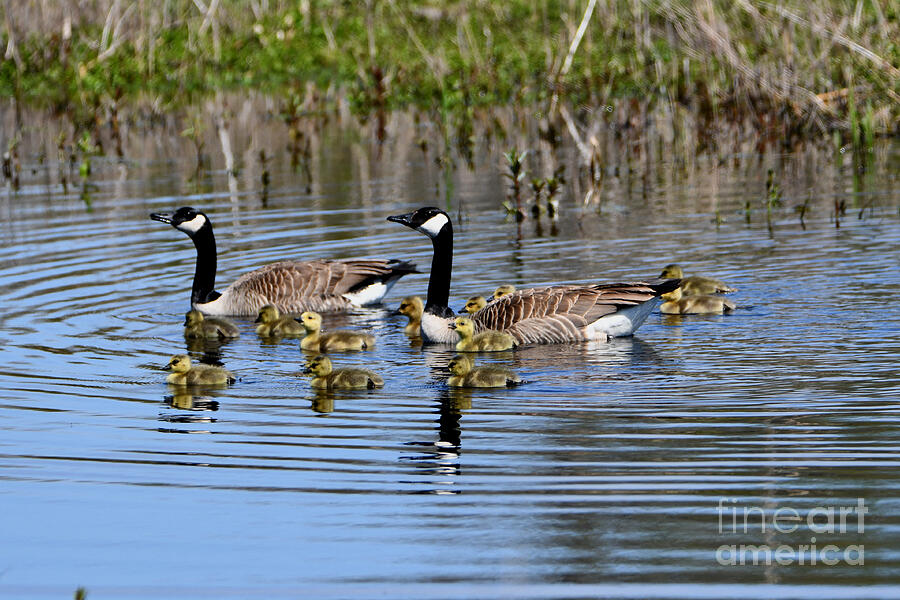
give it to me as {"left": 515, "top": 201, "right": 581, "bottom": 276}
{"left": 660, "top": 286, "right": 736, "bottom": 314}
{"left": 460, "top": 295, "right": 487, "bottom": 314}
{"left": 449, "top": 317, "right": 517, "bottom": 352}
{"left": 299, "top": 311, "right": 376, "bottom": 351}
{"left": 165, "top": 354, "right": 235, "bottom": 385}
{"left": 255, "top": 304, "right": 305, "bottom": 337}
{"left": 659, "top": 264, "right": 736, "bottom": 296}
{"left": 447, "top": 354, "right": 521, "bottom": 388}
{"left": 304, "top": 355, "right": 384, "bottom": 390}
{"left": 489, "top": 284, "right": 516, "bottom": 301}
{"left": 183, "top": 309, "right": 240, "bottom": 340}
{"left": 397, "top": 295, "right": 424, "bottom": 336}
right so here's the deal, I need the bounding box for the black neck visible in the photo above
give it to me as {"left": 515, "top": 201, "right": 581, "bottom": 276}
{"left": 189, "top": 223, "right": 218, "bottom": 304}
{"left": 424, "top": 224, "right": 453, "bottom": 314}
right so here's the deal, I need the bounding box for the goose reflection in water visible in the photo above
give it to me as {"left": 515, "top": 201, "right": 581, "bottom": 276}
{"left": 400, "top": 388, "right": 465, "bottom": 495}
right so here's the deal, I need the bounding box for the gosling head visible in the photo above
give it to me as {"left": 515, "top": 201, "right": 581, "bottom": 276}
{"left": 255, "top": 304, "right": 280, "bottom": 324}
{"left": 184, "top": 309, "right": 205, "bottom": 326}
{"left": 304, "top": 354, "right": 333, "bottom": 376}
{"left": 447, "top": 354, "right": 474, "bottom": 376}
{"left": 166, "top": 354, "right": 192, "bottom": 373}
{"left": 448, "top": 316, "right": 476, "bottom": 337}
{"left": 461, "top": 296, "right": 487, "bottom": 314}
{"left": 150, "top": 206, "right": 211, "bottom": 237}
{"left": 299, "top": 311, "right": 323, "bottom": 333}
{"left": 490, "top": 284, "right": 516, "bottom": 301}
{"left": 397, "top": 296, "right": 424, "bottom": 318}
{"left": 659, "top": 264, "right": 684, "bottom": 279}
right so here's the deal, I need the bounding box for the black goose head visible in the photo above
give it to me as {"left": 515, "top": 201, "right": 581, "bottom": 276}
{"left": 387, "top": 207, "right": 451, "bottom": 240}
{"left": 150, "top": 206, "right": 211, "bottom": 237}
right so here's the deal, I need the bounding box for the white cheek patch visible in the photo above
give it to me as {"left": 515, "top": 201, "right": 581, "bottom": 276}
{"left": 176, "top": 214, "right": 207, "bottom": 234}
{"left": 416, "top": 213, "right": 449, "bottom": 237}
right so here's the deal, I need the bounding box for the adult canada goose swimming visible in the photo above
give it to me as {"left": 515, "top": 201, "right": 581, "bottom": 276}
{"left": 183, "top": 309, "right": 240, "bottom": 340}
{"left": 299, "top": 311, "right": 376, "bottom": 351}
{"left": 165, "top": 354, "right": 235, "bottom": 385}
{"left": 150, "top": 206, "right": 417, "bottom": 315}
{"left": 449, "top": 317, "right": 517, "bottom": 352}
{"left": 660, "top": 287, "right": 736, "bottom": 314}
{"left": 387, "top": 207, "right": 680, "bottom": 344}
{"left": 255, "top": 304, "right": 306, "bottom": 337}
{"left": 659, "top": 264, "right": 736, "bottom": 296}
{"left": 447, "top": 354, "right": 521, "bottom": 388}
{"left": 304, "top": 355, "right": 384, "bottom": 390}
{"left": 396, "top": 295, "right": 424, "bottom": 336}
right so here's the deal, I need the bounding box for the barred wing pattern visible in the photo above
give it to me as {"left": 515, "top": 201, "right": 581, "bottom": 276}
{"left": 472, "top": 281, "right": 679, "bottom": 344}
{"left": 218, "top": 259, "right": 415, "bottom": 315}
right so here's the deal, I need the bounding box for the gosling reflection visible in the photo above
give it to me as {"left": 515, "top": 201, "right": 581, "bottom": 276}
{"left": 159, "top": 389, "right": 219, "bottom": 426}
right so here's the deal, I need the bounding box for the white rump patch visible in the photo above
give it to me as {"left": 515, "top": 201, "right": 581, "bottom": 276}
{"left": 416, "top": 213, "right": 450, "bottom": 238}
{"left": 584, "top": 297, "right": 660, "bottom": 340}
{"left": 176, "top": 214, "right": 207, "bottom": 234}
{"left": 342, "top": 282, "right": 388, "bottom": 306}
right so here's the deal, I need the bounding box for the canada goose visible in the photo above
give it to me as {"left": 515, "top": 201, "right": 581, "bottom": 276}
{"left": 303, "top": 355, "right": 384, "bottom": 390}
{"left": 397, "top": 295, "right": 424, "bottom": 336}
{"left": 660, "top": 287, "right": 736, "bottom": 314}
{"left": 659, "top": 264, "right": 736, "bottom": 296}
{"left": 447, "top": 354, "right": 521, "bottom": 388}
{"left": 255, "top": 304, "right": 306, "bottom": 337}
{"left": 490, "top": 284, "right": 516, "bottom": 301}
{"left": 165, "top": 354, "right": 235, "bottom": 385}
{"left": 150, "top": 206, "right": 417, "bottom": 315}
{"left": 299, "top": 311, "right": 376, "bottom": 351}
{"left": 183, "top": 309, "right": 240, "bottom": 340}
{"left": 387, "top": 207, "right": 680, "bottom": 344}
{"left": 449, "top": 317, "right": 517, "bottom": 352}
{"left": 460, "top": 296, "right": 487, "bottom": 314}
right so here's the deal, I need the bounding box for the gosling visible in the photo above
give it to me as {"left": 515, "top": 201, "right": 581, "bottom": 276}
{"left": 659, "top": 264, "right": 736, "bottom": 296}
{"left": 447, "top": 354, "right": 521, "bottom": 388}
{"left": 299, "top": 311, "right": 376, "bottom": 351}
{"left": 183, "top": 309, "right": 240, "bottom": 340}
{"left": 460, "top": 295, "right": 487, "bottom": 314}
{"left": 449, "top": 317, "right": 517, "bottom": 352}
{"left": 397, "top": 296, "right": 424, "bottom": 336}
{"left": 165, "top": 354, "right": 235, "bottom": 385}
{"left": 660, "top": 286, "right": 736, "bottom": 314}
{"left": 489, "top": 284, "right": 516, "bottom": 301}
{"left": 255, "top": 304, "right": 306, "bottom": 337}
{"left": 304, "top": 355, "right": 384, "bottom": 390}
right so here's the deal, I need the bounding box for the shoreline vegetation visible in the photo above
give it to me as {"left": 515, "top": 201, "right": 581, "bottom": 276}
{"left": 1, "top": 1, "right": 897, "bottom": 214}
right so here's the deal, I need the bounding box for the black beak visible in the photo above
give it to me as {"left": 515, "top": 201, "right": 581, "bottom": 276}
{"left": 458, "top": 305, "right": 468, "bottom": 312}
{"left": 303, "top": 366, "right": 313, "bottom": 374}
{"left": 387, "top": 211, "right": 415, "bottom": 227}
{"left": 254, "top": 315, "right": 262, "bottom": 323}
{"left": 389, "top": 308, "right": 402, "bottom": 316}
{"left": 448, "top": 323, "right": 457, "bottom": 330}
{"left": 150, "top": 212, "right": 173, "bottom": 225}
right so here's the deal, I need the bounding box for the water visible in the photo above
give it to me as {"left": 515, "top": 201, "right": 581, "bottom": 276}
{"left": 1, "top": 112, "right": 899, "bottom": 598}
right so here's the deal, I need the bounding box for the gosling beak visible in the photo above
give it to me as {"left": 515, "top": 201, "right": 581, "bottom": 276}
{"left": 458, "top": 305, "right": 468, "bottom": 312}
{"left": 254, "top": 315, "right": 263, "bottom": 323}
{"left": 386, "top": 211, "right": 415, "bottom": 228}
{"left": 448, "top": 322, "right": 457, "bottom": 330}
{"left": 150, "top": 212, "right": 174, "bottom": 225}
{"left": 389, "top": 308, "right": 402, "bottom": 316}
{"left": 303, "top": 366, "right": 313, "bottom": 374}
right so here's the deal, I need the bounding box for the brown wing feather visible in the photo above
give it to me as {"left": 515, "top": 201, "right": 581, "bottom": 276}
{"left": 472, "top": 281, "right": 677, "bottom": 344}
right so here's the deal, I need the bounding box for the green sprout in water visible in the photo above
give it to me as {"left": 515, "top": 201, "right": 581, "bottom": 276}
{"left": 502, "top": 148, "right": 528, "bottom": 221}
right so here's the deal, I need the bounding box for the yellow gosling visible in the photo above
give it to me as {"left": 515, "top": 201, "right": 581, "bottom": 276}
{"left": 165, "top": 354, "right": 235, "bottom": 385}
{"left": 660, "top": 287, "right": 736, "bottom": 314}
{"left": 460, "top": 295, "right": 487, "bottom": 314}
{"left": 299, "top": 311, "right": 376, "bottom": 352}
{"left": 447, "top": 354, "right": 521, "bottom": 388}
{"left": 397, "top": 296, "right": 424, "bottom": 336}
{"left": 489, "top": 284, "right": 517, "bottom": 301}
{"left": 254, "top": 304, "right": 305, "bottom": 337}
{"left": 183, "top": 309, "right": 240, "bottom": 340}
{"left": 304, "top": 355, "right": 384, "bottom": 390}
{"left": 659, "top": 264, "right": 736, "bottom": 296}
{"left": 449, "top": 317, "right": 516, "bottom": 352}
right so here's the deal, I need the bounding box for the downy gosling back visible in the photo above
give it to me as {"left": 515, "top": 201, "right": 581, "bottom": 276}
{"left": 299, "top": 311, "right": 376, "bottom": 352}
{"left": 184, "top": 309, "right": 240, "bottom": 340}
{"left": 304, "top": 355, "right": 384, "bottom": 390}
{"left": 447, "top": 354, "right": 521, "bottom": 388}
{"left": 660, "top": 287, "right": 736, "bottom": 314}
{"left": 659, "top": 264, "right": 736, "bottom": 296}
{"left": 166, "top": 354, "right": 235, "bottom": 385}
{"left": 255, "top": 304, "right": 306, "bottom": 337}
{"left": 449, "top": 317, "right": 517, "bottom": 352}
